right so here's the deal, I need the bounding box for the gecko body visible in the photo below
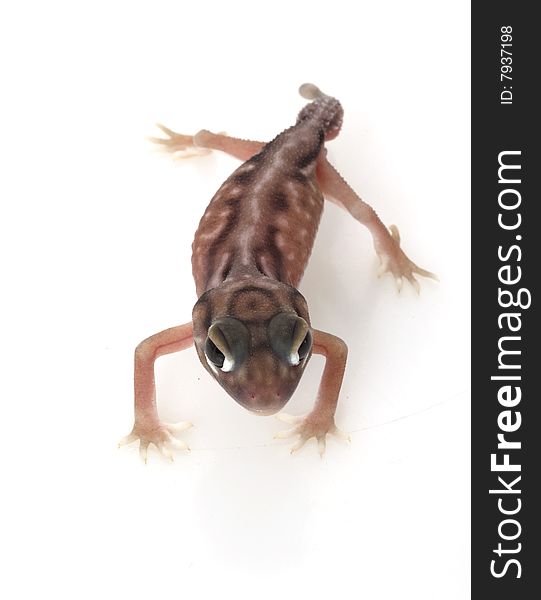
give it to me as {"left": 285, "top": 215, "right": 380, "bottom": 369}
{"left": 120, "top": 84, "right": 436, "bottom": 460}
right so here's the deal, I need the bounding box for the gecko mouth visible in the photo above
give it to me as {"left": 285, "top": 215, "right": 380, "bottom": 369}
{"left": 249, "top": 406, "right": 284, "bottom": 417}
{"left": 234, "top": 392, "right": 289, "bottom": 415}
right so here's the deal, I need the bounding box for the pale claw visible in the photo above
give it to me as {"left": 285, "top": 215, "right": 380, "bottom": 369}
{"left": 275, "top": 413, "right": 302, "bottom": 425}
{"left": 118, "top": 421, "right": 192, "bottom": 463}
{"left": 273, "top": 413, "right": 303, "bottom": 442}
{"left": 389, "top": 224, "right": 401, "bottom": 243}
{"left": 317, "top": 436, "right": 326, "bottom": 457}
{"left": 157, "top": 443, "right": 173, "bottom": 462}
{"left": 164, "top": 421, "right": 193, "bottom": 433}
{"left": 139, "top": 440, "right": 150, "bottom": 464}
{"left": 330, "top": 425, "right": 351, "bottom": 443}
{"left": 290, "top": 437, "right": 309, "bottom": 454}
{"left": 274, "top": 413, "right": 350, "bottom": 456}
{"left": 273, "top": 427, "right": 299, "bottom": 440}
{"left": 154, "top": 123, "right": 178, "bottom": 138}
{"left": 406, "top": 273, "right": 421, "bottom": 295}
{"left": 377, "top": 256, "right": 390, "bottom": 278}
{"left": 376, "top": 224, "right": 438, "bottom": 292}
{"left": 118, "top": 432, "right": 138, "bottom": 447}
{"left": 166, "top": 435, "right": 190, "bottom": 452}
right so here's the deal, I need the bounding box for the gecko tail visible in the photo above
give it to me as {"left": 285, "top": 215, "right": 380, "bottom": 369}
{"left": 297, "top": 83, "right": 343, "bottom": 141}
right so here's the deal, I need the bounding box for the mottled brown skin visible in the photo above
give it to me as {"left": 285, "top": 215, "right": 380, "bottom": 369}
{"left": 190, "top": 118, "right": 332, "bottom": 413}
{"left": 120, "top": 85, "right": 436, "bottom": 461}
{"left": 191, "top": 126, "right": 325, "bottom": 295}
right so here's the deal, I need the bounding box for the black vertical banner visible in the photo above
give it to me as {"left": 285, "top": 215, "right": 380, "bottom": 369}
{"left": 472, "top": 2, "right": 539, "bottom": 598}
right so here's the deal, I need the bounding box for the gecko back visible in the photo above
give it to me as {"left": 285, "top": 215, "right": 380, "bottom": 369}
{"left": 191, "top": 85, "right": 343, "bottom": 413}
{"left": 191, "top": 84, "right": 343, "bottom": 295}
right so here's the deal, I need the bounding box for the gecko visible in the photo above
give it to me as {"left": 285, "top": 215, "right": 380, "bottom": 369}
{"left": 119, "top": 84, "right": 436, "bottom": 461}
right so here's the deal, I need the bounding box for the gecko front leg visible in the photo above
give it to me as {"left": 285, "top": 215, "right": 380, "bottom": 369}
{"left": 274, "top": 330, "right": 350, "bottom": 456}
{"left": 119, "top": 323, "right": 194, "bottom": 462}
{"left": 317, "top": 158, "right": 437, "bottom": 292}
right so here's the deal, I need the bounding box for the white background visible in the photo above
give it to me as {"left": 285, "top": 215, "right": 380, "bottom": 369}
{"left": 0, "top": 1, "right": 470, "bottom": 598}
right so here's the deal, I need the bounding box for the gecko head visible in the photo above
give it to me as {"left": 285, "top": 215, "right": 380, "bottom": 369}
{"left": 192, "top": 279, "right": 313, "bottom": 414}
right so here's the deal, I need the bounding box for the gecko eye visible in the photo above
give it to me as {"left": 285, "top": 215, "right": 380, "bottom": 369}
{"left": 204, "top": 317, "right": 249, "bottom": 373}
{"left": 297, "top": 330, "right": 312, "bottom": 361}
{"left": 205, "top": 338, "right": 225, "bottom": 368}
{"left": 268, "top": 312, "right": 312, "bottom": 366}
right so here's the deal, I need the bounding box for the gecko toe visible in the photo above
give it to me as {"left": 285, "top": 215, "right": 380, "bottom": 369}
{"left": 317, "top": 436, "right": 327, "bottom": 457}
{"left": 155, "top": 123, "right": 178, "bottom": 137}
{"left": 157, "top": 443, "right": 174, "bottom": 462}
{"left": 118, "top": 431, "right": 138, "bottom": 448}
{"left": 276, "top": 413, "right": 302, "bottom": 425}
{"left": 290, "top": 437, "right": 309, "bottom": 454}
{"left": 406, "top": 273, "right": 421, "bottom": 295}
{"left": 139, "top": 440, "right": 150, "bottom": 464}
{"left": 273, "top": 426, "right": 300, "bottom": 440}
{"left": 165, "top": 421, "right": 193, "bottom": 433}
{"left": 414, "top": 266, "right": 439, "bottom": 281}
{"left": 166, "top": 434, "right": 190, "bottom": 452}
{"left": 330, "top": 425, "right": 351, "bottom": 443}
{"left": 389, "top": 224, "right": 401, "bottom": 243}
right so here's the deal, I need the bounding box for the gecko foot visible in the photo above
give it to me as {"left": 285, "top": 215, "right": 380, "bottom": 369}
{"left": 273, "top": 413, "right": 350, "bottom": 457}
{"left": 118, "top": 421, "right": 192, "bottom": 463}
{"left": 376, "top": 225, "right": 438, "bottom": 293}
{"left": 148, "top": 124, "right": 212, "bottom": 158}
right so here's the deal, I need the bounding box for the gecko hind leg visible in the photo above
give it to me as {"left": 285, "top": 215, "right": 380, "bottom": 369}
{"left": 316, "top": 158, "right": 437, "bottom": 293}
{"left": 150, "top": 126, "right": 265, "bottom": 162}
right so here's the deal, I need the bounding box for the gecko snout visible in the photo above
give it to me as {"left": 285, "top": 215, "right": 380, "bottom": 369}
{"left": 238, "top": 388, "right": 291, "bottom": 415}
{"left": 232, "top": 364, "right": 302, "bottom": 414}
